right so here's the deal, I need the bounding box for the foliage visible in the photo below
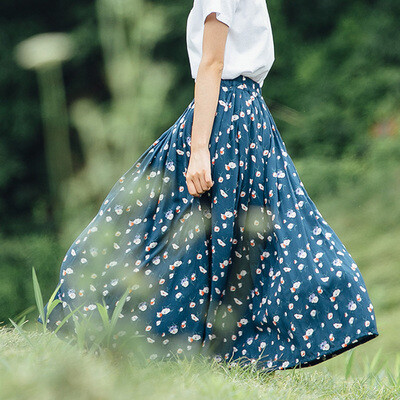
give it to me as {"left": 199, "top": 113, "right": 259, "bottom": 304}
{"left": 1, "top": 0, "right": 399, "bottom": 237}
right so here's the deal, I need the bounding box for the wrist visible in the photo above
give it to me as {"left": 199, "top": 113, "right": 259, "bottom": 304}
{"left": 191, "top": 142, "right": 209, "bottom": 152}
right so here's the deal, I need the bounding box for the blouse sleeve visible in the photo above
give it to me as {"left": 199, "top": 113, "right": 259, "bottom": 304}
{"left": 201, "top": 0, "right": 241, "bottom": 27}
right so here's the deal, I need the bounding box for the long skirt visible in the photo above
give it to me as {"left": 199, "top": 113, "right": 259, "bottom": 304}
{"left": 38, "top": 75, "right": 378, "bottom": 371}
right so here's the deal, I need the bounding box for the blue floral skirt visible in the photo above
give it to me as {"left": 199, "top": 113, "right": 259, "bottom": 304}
{"left": 39, "top": 75, "right": 378, "bottom": 371}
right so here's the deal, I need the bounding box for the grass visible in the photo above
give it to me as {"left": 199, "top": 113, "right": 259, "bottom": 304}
{"left": 0, "top": 327, "right": 399, "bottom": 400}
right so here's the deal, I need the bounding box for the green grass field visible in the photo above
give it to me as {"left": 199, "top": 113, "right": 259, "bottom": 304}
{"left": 0, "top": 327, "right": 398, "bottom": 400}
{"left": 1, "top": 137, "right": 399, "bottom": 399}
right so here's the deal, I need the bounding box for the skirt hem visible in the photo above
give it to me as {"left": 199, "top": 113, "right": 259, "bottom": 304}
{"left": 223, "top": 330, "right": 379, "bottom": 372}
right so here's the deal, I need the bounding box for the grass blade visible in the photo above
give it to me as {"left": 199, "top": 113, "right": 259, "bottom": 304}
{"left": 47, "top": 299, "right": 62, "bottom": 318}
{"left": 32, "top": 266, "right": 45, "bottom": 331}
{"left": 12, "top": 305, "right": 36, "bottom": 326}
{"left": 96, "top": 301, "right": 111, "bottom": 331}
{"left": 46, "top": 282, "right": 63, "bottom": 316}
{"left": 385, "top": 368, "right": 398, "bottom": 387}
{"left": 110, "top": 287, "right": 131, "bottom": 333}
{"left": 54, "top": 303, "right": 85, "bottom": 334}
{"left": 370, "top": 348, "right": 382, "bottom": 375}
{"left": 345, "top": 349, "right": 355, "bottom": 380}
{"left": 394, "top": 353, "right": 400, "bottom": 382}
{"left": 363, "top": 355, "right": 371, "bottom": 376}
{"left": 9, "top": 318, "right": 34, "bottom": 348}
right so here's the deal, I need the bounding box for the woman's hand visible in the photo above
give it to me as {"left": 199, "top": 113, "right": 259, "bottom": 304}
{"left": 186, "top": 147, "right": 214, "bottom": 197}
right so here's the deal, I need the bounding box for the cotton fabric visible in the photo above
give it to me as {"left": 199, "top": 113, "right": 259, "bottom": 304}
{"left": 186, "top": 0, "right": 275, "bottom": 88}
{"left": 39, "top": 76, "right": 378, "bottom": 371}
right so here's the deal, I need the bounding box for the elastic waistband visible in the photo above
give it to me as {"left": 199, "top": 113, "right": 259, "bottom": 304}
{"left": 220, "top": 75, "right": 261, "bottom": 94}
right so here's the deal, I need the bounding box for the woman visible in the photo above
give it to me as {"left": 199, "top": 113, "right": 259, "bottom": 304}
{"left": 39, "top": 0, "right": 379, "bottom": 371}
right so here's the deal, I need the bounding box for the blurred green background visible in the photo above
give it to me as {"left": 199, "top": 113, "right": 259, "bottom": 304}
{"left": 0, "top": 0, "right": 399, "bottom": 375}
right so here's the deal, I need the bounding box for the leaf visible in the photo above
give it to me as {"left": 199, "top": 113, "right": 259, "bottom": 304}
{"left": 46, "top": 282, "right": 63, "bottom": 317}
{"left": 110, "top": 287, "right": 131, "bottom": 333}
{"left": 47, "top": 299, "right": 62, "bottom": 317}
{"left": 32, "top": 267, "right": 45, "bottom": 331}
{"left": 96, "top": 301, "right": 111, "bottom": 331}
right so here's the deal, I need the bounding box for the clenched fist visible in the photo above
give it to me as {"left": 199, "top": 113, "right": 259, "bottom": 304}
{"left": 186, "top": 147, "right": 214, "bottom": 197}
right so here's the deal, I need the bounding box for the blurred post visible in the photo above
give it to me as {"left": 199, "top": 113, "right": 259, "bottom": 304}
{"left": 14, "top": 33, "right": 74, "bottom": 231}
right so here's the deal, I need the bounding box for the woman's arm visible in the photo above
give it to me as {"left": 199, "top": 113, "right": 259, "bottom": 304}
{"left": 186, "top": 12, "right": 229, "bottom": 197}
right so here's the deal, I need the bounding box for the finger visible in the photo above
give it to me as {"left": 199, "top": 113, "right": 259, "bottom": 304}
{"left": 192, "top": 175, "right": 204, "bottom": 196}
{"left": 199, "top": 172, "right": 210, "bottom": 192}
{"left": 204, "top": 169, "right": 214, "bottom": 188}
{"left": 186, "top": 179, "right": 199, "bottom": 197}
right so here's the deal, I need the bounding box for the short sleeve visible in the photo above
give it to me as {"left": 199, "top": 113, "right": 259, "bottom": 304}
{"left": 201, "top": 0, "right": 241, "bottom": 27}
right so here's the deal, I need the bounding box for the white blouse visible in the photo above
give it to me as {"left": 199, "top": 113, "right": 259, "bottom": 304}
{"left": 186, "top": 0, "right": 275, "bottom": 88}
